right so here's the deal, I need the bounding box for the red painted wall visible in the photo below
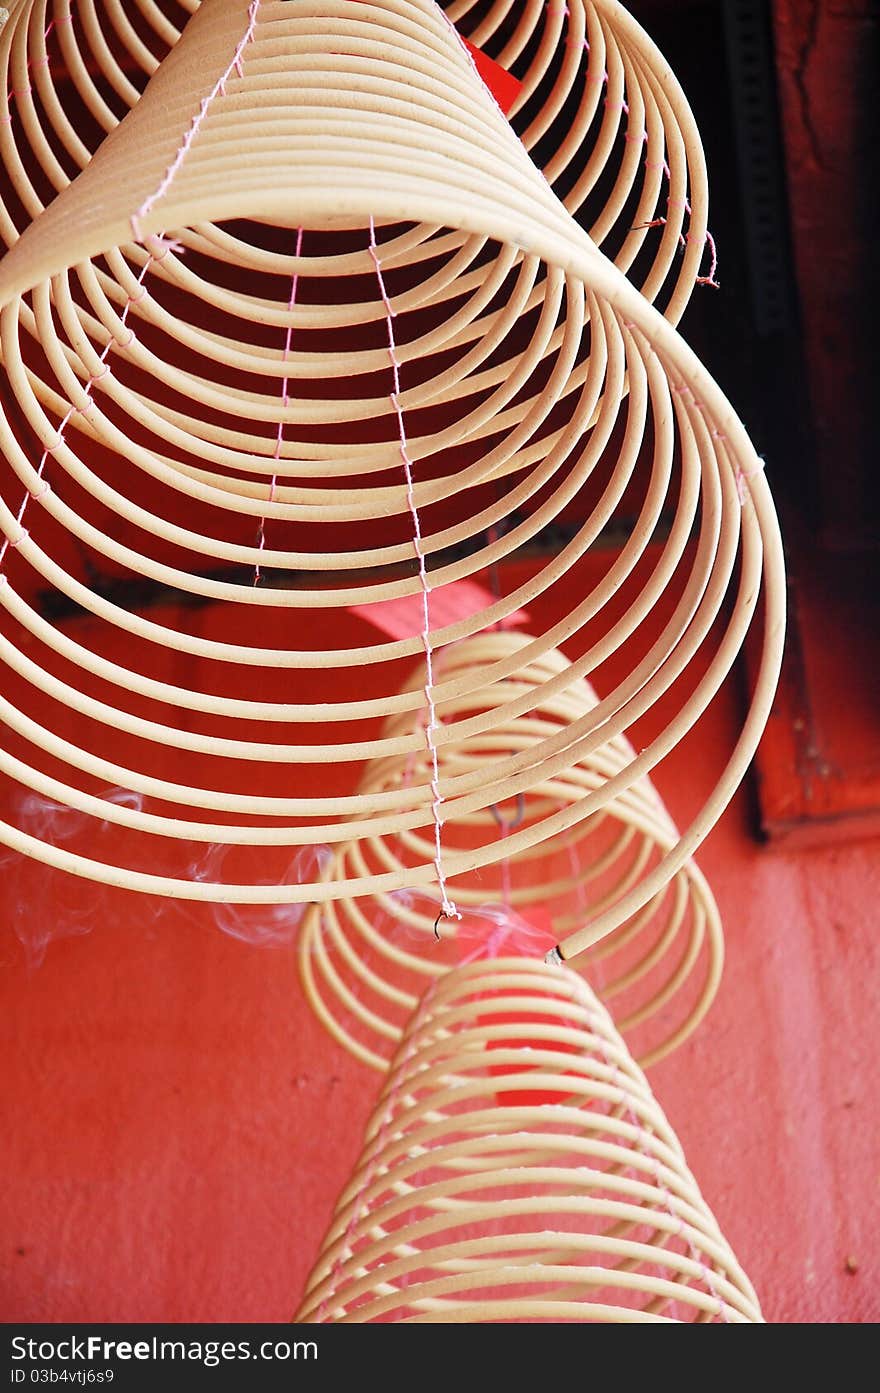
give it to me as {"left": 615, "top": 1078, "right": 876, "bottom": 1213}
{"left": 1, "top": 576, "right": 877, "bottom": 1325}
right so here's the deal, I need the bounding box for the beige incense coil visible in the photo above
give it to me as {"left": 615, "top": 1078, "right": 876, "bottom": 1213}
{"left": 446, "top": 0, "right": 717, "bottom": 317}
{"left": 0, "top": 0, "right": 785, "bottom": 911}
{"left": 0, "top": 0, "right": 711, "bottom": 319}
{"left": 296, "top": 955, "right": 762, "bottom": 1323}
{"left": 300, "top": 630, "right": 722, "bottom": 1069}
{"left": 0, "top": 0, "right": 196, "bottom": 248}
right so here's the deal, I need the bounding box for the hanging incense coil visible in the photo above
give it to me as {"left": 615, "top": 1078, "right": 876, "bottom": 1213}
{"left": 300, "top": 630, "right": 723, "bottom": 1069}
{"left": 0, "top": 0, "right": 711, "bottom": 317}
{"left": 296, "top": 954, "right": 762, "bottom": 1323}
{"left": 0, "top": 0, "right": 196, "bottom": 249}
{"left": 0, "top": 0, "right": 785, "bottom": 912}
{"left": 447, "top": 0, "right": 718, "bottom": 314}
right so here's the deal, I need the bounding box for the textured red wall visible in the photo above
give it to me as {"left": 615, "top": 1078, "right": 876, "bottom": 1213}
{"left": 1, "top": 578, "right": 877, "bottom": 1325}
{"left": 772, "top": 0, "right": 878, "bottom": 544}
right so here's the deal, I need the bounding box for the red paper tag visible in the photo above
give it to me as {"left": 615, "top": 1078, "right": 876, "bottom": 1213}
{"left": 351, "top": 578, "right": 529, "bottom": 641}
{"left": 458, "top": 907, "right": 579, "bottom": 1108}
{"left": 340, "top": 9, "right": 521, "bottom": 115}
{"left": 484, "top": 1004, "right": 581, "bottom": 1108}
{"left": 462, "top": 39, "right": 522, "bottom": 116}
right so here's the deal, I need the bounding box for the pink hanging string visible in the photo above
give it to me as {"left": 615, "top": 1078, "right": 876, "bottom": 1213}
{"left": 734, "top": 454, "right": 767, "bottom": 505}
{"left": 254, "top": 225, "right": 304, "bottom": 586}
{"left": 130, "top": 0, "right": 261, "bottom": 242}
{"left": 455, "top": 904, "right": 555, "bottom": 965}
{"left": 437, "top": 8, "right": 503, "bottom": 119}
{"left": 0, "top": 0, "right": 196, "bottom": 579}
{"left": 0, "top": 245, "right": 165, "bottom": 573}
{"left": 671, "top": 385, "right": 766, "bottom": 504}
{"left": 1, "top": 6, "right": 74, "bottom": 124}
{"left": 2, "top": 0, "right": 261, "bottom": 563}
{"left": 540, "top": 0, "right": 721, "bottom": 289}
{"left": 635, "top": 172, "right": 720, "bottom": 289}
{"left": 367, "top": 216, "right": 460, "bottom": 934}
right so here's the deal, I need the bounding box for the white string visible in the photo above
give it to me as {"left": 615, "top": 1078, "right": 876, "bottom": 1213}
{"left": 254, "top": 225, "right": 303, "bottom": 585}
{"left": 367, "top": 216, "right": 460, "bottom": 930}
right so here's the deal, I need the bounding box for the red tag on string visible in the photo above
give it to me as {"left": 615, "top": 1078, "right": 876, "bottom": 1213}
{"left": 351, "top": 578, "right": 529, "bottom": 641}
{"left": 457, "top": 906, "right": 579, "bottom": 1108}
{"left": 462, "top": 39, "right": 522, "bottom": 115}
{"left": 455, "top": 905, "right": 556, "bottom": 966}
{"left": 483, "top": 1000, "right": 581, "bottom": 1108}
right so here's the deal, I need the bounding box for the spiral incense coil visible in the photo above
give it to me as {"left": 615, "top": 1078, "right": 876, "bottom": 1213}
{"left": 296, "top": 955, "right": 762, "bottom": 1323}
{"left": 0, "top": 0, "right": 196, "bottom": 249}
{"left": 446, "top": 0, "right": 717, "bottom": 315}
{"left": 0, "top": 0, "right": 785, "bottom": 911}
{"left": 300, "top": 630, "right": 723, "bottom": 1069}
{"left": 0, "top": 0, "right": 711, "bottom": 318}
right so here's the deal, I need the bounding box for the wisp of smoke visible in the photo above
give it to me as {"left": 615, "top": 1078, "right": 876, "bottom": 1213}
{"left": 1, "top": 786, "right": 146, "bottom": 967}
{"left": 1, "top": 785, "right": 332, "bottom": 962}
{"left": 383, "top": 889, "right": 553, "bottom": 959}
{"left": 189, "top": 842, "right": 332, "bottom": 947}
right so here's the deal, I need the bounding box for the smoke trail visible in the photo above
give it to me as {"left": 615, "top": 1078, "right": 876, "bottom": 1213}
{"left": 189, "top": 842, "right": 332, "bottom": 947}
{"left": 0, "top": 786, "right": 331, "bottom": 961}
{"left": 1, "top": 787, "right": 148, "bottom": 967}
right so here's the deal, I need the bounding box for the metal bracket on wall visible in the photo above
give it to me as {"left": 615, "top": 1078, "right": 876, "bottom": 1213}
{"left": 721, "top": 0, "right": 798, "bottom": 337}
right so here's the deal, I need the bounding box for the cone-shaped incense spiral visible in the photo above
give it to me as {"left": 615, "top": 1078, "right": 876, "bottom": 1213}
{"left": 0, "top": 0, "right": 712, "bottom": 318}
{"left": 300, "top": 630, "right": 723, "bottom": 1068}
{"left": 0, "top": 0, "right": 784, "bottom": 910}
{"left": 296, "top": 954, "right": 763, "bottom": 1323}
